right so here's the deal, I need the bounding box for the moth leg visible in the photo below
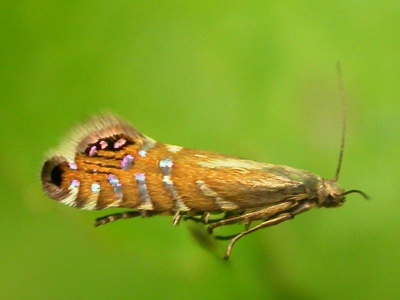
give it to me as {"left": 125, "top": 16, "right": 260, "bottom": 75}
{"left": 184, "top": 212, "right": 211, "bottom": 224}
{"left": 208, "top": 201, "right": 296, "bottom": 234}
{"left": 203, "top": 212, "right": 211, "bottom": 223}
{"left": 174, "top": 210, "right": 216, "bottom": 226}
{"left": 172, "top": 211, "right": 183, "bottom": 226}
{"left": 223, "top": 213, "right": 293, "bottom": 260}
{"left": 222, "top": 201, "right": 317, "bottom": 260}
{"left": 95, "top": 210, "right": 155, "bottom": 227}
{"left": 185, "top": 211, "right": 242, "bottom": 225}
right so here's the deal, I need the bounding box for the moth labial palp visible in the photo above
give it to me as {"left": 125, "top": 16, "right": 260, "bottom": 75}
{"left": 41, "top": 114, "right": 368, "bottom": 260}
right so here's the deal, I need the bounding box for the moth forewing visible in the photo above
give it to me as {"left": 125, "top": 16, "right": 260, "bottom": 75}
{"left": 41, "top": 114, "right": 366, "bottom": 260}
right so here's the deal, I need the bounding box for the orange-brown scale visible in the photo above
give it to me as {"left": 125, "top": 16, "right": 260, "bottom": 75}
{"left": 58, "top": 139, "right": 313, "bottom": 214}
{"left": 165, "top": 149, "right": 312, "bottom": 210}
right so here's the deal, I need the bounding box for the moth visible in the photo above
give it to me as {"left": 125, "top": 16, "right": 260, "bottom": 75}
{"left": 41, "top": 114, "right": 367, "bottom": 259}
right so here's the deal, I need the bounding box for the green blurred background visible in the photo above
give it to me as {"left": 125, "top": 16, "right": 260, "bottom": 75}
{"left": 1, "top": 2, "right": 399, "bottom": 299}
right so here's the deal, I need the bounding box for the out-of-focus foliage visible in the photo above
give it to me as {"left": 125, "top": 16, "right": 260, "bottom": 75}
{"left": 1, "top": 2, "right": 399, "bottom": 299}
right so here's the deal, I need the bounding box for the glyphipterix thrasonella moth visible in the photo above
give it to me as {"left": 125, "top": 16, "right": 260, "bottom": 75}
{"left": 41, "top": 114, "right": 367, "bottom": 260}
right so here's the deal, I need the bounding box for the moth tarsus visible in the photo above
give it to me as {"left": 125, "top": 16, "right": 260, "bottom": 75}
{"left": 41, "top": 113, "right": 367, "bottom": 260}
{"left": 94, "top": 211, "right": 142, "bottom": 227}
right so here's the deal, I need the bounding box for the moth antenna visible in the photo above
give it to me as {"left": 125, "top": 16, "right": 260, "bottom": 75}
{"left": 341, "top": 189, "right": 369, "bottom": 200}
{"left": 333, "top": 62, "right": 347, "bottom": 182}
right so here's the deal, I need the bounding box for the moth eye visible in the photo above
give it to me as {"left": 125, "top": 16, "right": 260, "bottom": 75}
{"left": 41, "top": 156, "right": 72, "bottom": 201}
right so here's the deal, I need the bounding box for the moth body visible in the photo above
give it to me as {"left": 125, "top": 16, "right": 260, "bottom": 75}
{"left": 41, "top": 115, "right": 365, "bottom": 259}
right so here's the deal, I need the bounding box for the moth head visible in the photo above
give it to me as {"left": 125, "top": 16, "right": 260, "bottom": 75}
{"left": 320, "top": 179, "right": 368, "bottom": 208}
